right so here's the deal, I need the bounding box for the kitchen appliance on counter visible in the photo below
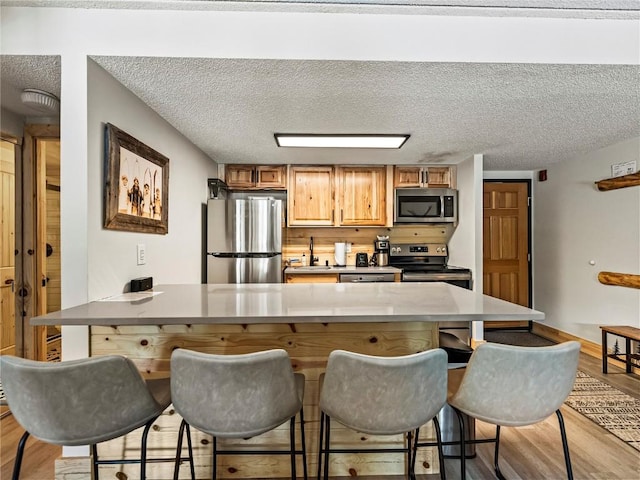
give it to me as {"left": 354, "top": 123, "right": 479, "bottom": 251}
{"left": 355, "top": 253, "right": 368, "bottom": 267}
{"left": 371, "top": 235, "right": 390, "bottom": 266}
{"left": 334, "top": 242, "right": 347, "bottom": 266}
{"left": 394, "top": 188, "right": 457, "bottom": 224}
{"left": 207, "top": 197, "right": 282, "bottom": 283}
{"left": 389, "top": 242, "right": 473, "bottom": 344}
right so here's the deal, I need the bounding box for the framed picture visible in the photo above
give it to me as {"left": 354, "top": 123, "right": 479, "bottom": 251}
{"left": 104, "top": 123, "right": 169, "bottom": 234}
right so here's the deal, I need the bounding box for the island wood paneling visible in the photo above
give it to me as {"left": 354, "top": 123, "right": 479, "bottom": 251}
{"left": 89, "top": 322, "right": 440, "bottom": 479}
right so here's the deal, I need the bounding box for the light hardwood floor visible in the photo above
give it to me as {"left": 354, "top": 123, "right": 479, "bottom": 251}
{"left": 1, "top": 352, "right": 638, "bottom": 480}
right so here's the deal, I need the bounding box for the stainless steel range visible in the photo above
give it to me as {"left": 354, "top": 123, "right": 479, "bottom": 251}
{"left": 388, "top": 243, "right": 472, "bottom": 289}
{"left": 389, "top": 242, "right": 473, "bottom": 347}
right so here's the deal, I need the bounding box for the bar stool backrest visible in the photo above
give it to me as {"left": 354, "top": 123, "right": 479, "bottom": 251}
{"left": 450, "top": 341, "right": 581, "bottom": 426}
{"left": 319, "top": 348, "right": 448, "bottom": 435}
{"left": 170, "top": 348, "right": 301, "bottom": 438}
{"left": 0, "top": 355, "right": 164, "bottom": 446}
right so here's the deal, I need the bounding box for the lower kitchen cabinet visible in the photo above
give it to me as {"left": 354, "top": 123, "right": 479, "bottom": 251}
{"left": 284, "top": 273, "right": 339, "bottom": 283}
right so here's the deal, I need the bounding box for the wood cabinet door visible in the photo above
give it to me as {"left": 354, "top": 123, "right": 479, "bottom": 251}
{"left": 425, "top": 167, "right": 452, "bottom": 188}
{"left": 483, "top": 181, "right": 530, "bottom": 328}
{"left": 288, "top": 167, "right": 334, "bottom": 226}
{"left": 394, "top": 166, "right": 423, "bottom": 187}
{"left": 339, "top": 166, "right": 386, "bottom": 226}
{"left": 256, "top": 165, "right": 287, "bottom": 189}
{"left": 284, "top": 274, "right": 339, "bottom": 283}
{"left": 225, "top": 165, "right": 256, "bottom": 188}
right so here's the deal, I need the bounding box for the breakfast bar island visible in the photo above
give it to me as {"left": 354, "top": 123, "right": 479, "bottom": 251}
{"left": 33, "top": 282, "right": 544, "bottom": 479}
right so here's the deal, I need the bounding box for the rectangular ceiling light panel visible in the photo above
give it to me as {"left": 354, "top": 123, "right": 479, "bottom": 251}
{"left": 274, "top": 134, "right": 409, "bottom": 149}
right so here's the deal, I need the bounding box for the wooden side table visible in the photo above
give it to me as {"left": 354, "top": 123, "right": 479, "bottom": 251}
{"left": 600, "top": 325, "right": 640, "bottom": 373}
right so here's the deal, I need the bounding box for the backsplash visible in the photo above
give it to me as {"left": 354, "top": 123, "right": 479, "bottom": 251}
{"left": 283, "top": 225, "right": 454, "bottom": 266}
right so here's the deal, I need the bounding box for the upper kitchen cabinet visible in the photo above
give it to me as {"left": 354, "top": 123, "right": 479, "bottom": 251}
{"left": 338, "top": 166, "right": 386, "bottom": 226}
{"left": 393, "top": 166, "right": 455, "bottom": 188}
{"left": 225, "top": 165, "right": 287, "bottom": 190}
{"left": 288, "top": 166, "right": 335, "bottom": 226}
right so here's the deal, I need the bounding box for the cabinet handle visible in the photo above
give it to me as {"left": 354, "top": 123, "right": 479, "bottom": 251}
{"left": 251, "top": 169, "right": 255, "bottom": 184}
{"left": 341, "top": 209, "right": 343, "bottom": 223}
{"left": 423, "top": 170, "right": 429, "bottom": 186}
{"left": 332, "top": 210, "right": 335, "bottom": 223}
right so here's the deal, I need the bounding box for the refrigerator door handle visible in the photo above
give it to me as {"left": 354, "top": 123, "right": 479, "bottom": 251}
{"left": 208, "top": 252, "right": 281, "bottom": 258}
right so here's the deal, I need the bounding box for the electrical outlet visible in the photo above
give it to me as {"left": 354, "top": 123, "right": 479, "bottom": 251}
{"left": 137, "top": 244, "right": 146, "bottom": 265}
{"left": 346, "top": 242, "right": 352, "bottom": 253}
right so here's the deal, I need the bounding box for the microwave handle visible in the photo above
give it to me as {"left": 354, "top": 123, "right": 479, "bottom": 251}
{"left": 441, "top": 196, "right": 445, "bottom": 217}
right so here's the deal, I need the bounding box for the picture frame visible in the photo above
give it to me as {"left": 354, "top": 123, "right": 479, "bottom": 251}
{"left": 104, "top": 123, "right": 169, "bottom": 234}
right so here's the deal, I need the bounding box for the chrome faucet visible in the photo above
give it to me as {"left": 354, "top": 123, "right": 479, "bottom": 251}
{"left": 309, "top": 236, "right": 318, "bottom": 266}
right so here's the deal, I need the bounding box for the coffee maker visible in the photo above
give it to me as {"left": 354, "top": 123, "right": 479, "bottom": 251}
{"left": 373, "top": 236, "right": 390, "bottom": 266}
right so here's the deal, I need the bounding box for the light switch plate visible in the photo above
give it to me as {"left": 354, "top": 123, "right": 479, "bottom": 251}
{"left": 137, "top": 244, "right": 146, "bottom": 265}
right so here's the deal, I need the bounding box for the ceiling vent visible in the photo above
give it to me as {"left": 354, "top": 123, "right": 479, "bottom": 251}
{"left": 20, "top": 88, "right": 60, "bottom": 114}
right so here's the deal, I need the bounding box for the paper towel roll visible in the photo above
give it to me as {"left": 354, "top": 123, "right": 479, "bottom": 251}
{"left": 334, "top": 242, "right": 347, "bottom": 266}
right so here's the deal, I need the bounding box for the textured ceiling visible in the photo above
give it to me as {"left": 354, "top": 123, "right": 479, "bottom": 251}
{"left": 1, "top": 2, "right": 639, "bottom": 170}
{"left": 89, "top": 57, "right": 640, "bottom": 170}
{"left": 0, "top": 55, "right": 61, "bottom": 118}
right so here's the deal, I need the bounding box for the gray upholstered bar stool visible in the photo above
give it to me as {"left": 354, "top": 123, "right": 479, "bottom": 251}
{"left": 317, "top": 348, "right": 448, "bottom": 480}
{"left": 448, "top": 341, "right": 581, "bottom": 480}
{"left": 170, "top": 348, "right": 307, "bottom": 480}
{"left": 0, "top": 354, "right": 178, "bottom": 480}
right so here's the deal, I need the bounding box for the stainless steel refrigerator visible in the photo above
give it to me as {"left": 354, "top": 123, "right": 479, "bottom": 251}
{"left": 207, "top": 198, "right": 283, "bottom": 283}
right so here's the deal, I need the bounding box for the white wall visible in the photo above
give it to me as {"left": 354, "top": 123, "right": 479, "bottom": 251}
{"left": 87, "top": 60, "right": 217, "bottom": 300}
{"left": 449, "top": 154, "right": 484, "bottom": 339}
{"left": 1, "top": 108, "right": 24, "bottom": 138}
{"left": 534, "top": 137, "right": 640, "bottom": 345}
{"left": 449, "top": 155, "right": 483, "bottom": 291}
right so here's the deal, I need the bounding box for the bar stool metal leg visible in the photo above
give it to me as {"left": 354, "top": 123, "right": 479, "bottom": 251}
{"left": 493, "top": 425, "right": 505, "bottom": 480}
{"left": 556, "top": 409, "right": 574, "bottom": 480}
{"left": 316, "top": 411, "right": 325, "bottom": 480}
{"left": 12, "top": 431, "right": 30, "bottom": 480}
{"left": 432, "top": 417, "right": 447, "bottom": 480}
{"left": 289, "top": 416, "right": 297, "bottom": 479}
{"left": 323, "top": 414, "right": 331, "bottom": 480}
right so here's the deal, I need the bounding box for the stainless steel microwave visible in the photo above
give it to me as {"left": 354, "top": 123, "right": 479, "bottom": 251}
{"left": 394, "top": 188, "right": 458, "bottom": 224}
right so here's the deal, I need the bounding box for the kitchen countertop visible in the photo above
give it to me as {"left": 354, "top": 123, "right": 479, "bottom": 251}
{"left": 284, "top": 265, "right": 402, "bottom": 274}
{"left": 31, "top": 282, "right": 544, "bottom": 326}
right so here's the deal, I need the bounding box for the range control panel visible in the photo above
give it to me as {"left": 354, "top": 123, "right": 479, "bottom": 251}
{"left": 389, "top": 243, "right": 448, "bottom": 257}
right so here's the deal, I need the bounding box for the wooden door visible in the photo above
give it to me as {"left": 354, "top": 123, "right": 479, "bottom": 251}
{"left": 288, "top": 166, "right": 334, "bottom": 226}
{"left": 19, "top": 125, "right": 59, "bottom": 361}
{"left": 483, "top": 181, "right": 530, "bottom": 329}
{"left": 339, "top": 166, "right": 386, "bottom": 226}
{"left": 1, "top": 140, "right": 16, "bottom": 359}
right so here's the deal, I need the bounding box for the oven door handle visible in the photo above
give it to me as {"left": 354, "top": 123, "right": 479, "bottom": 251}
{"left": 402, "top": 272, "right": 472, "bottom": 281}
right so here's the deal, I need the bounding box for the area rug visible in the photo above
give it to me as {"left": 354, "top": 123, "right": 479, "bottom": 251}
{"left": 565, "top": 370, "right": 640, "bottom": 452}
